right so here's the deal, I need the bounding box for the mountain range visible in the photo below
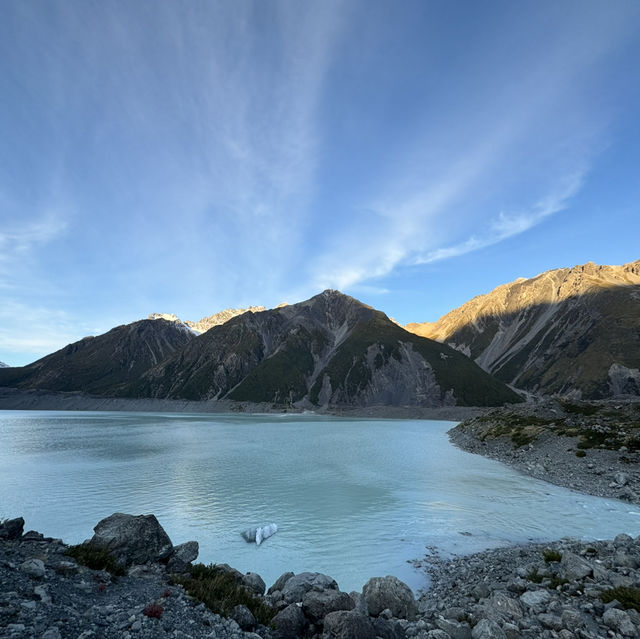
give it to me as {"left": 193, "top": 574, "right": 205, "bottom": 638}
{"left": 0, "top": 291, "right": 519, "bottom": 408}
{"left": 406, "top": 259, "right": 640, "bottom": 399}
{"left": 1, "top": 259, "right": 638, "bottom": 406}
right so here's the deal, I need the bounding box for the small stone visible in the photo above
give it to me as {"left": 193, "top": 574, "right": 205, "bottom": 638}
{"left": 614, "top": 472, "right": 629, "bottom": 486}
{"left": 230, "top": 604, "right": 256, "bottom": 631}
{"left": 42, "top": 628, "right": 62, "bottom": 639}
{"left": 471, "top": 619, "right": 507, "bottom": 639}
{"left": 0, "top": 517, "right": 25, "bottom": 540}
{"left": 242, "top": 572, "right": 266, "bottom": 596}
{"left": 20, "top": 558, "right": 45, "bottom": 578}
{"left": 519, "top": 590, "right": 551, "bottom": 609}
{"left": 603, "top": 608, "right": 636, "bottom": 637}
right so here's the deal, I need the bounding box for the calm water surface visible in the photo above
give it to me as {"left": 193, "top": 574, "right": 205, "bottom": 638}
{"left": 1, "top": 410, "right": 639, "bottom": 592}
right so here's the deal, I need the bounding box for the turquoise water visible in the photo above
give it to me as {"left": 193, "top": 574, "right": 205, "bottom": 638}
{"left": 1, "top": 410, "right": 639, "bottom": 593}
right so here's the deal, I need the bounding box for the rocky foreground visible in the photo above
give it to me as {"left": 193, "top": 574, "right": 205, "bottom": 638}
{"left": 449, "top": 399, "right": 640, "bottom": 505}
{"left": 3, "top": 513, "right": 640, "bottom": 639}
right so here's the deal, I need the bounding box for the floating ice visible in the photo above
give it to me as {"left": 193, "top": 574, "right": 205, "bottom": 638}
{"left": 241, "top": 523, "right": 278, "bottom": 545}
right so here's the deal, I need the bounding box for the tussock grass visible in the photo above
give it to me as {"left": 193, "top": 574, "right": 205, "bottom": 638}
{"left": 173, "top": 564, "right": 275, "bottom": 625}
{"left": 601, "top": 586, "right": 640, "bottom": 612}
{"left": 66, "top": 544, "right": 126, "bottom": 576}
{"left": 542, "top": 549, "right": 563, "bottom": 563}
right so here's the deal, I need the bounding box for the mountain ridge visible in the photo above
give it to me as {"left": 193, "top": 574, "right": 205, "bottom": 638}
{"left": 406, "top": 259, "right": 640, "bottom": 399}
{"left": 0, "top": 290, "right": 520, "bottom": 408}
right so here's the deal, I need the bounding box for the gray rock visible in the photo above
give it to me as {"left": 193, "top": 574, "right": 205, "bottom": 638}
{"left": 371, "top": 617, "right": 406, "bottom": 639}
{"left": 614, "top": 533, "right": 634, "bottom": 546}
{"left": 20, "top": 558, "right": 45, "bottom": 578}
{"left": 486, "top": 593, "right": 523, "bottom": 622}
{"left": 349, "top": 591, "right": 368, "bottom": 615}
{"left": 0, "top": 517, "right": 25, "bottom": 540}
{"left": 561, "top": 609, "right": 584, "bottom": 629}
{"left": 89, "top": 513, "right": 173, "bottom": 565}
{"left": 471, "top": 619, "right": 507, "bottom": 639}
{"left": 603, "top": 608, "right": 636, "bottom": 637}
{"left": 322, "top": 610, "right": 376, "bottom": 639}
{"left": 230, "top": 604, "right": 256, "bottom": 631}
{"left": 215, "top": 563, "right": 244, "bottom": 582}
{"left": 614, "top": 550, "right": 637, "bottom": 568}
{"left": 166, "top": 541, "right": 199, "bottom": 572}
{"left": 243, "top": 572, "right": 266, "bottom": 596}
{"left": 426, "top": 632, "right": 452, "bottom": 639}
{"left": 472, "top": 583, "right": 491, "bottom": 600}
{"left": 614, "top": 472, "right": 629, "bottom": 486}
{"left": 537, "top": 613, "right": 563, "bottom": 631}
{"left": 33, "top": 585, "right": 51, "bottom": 604}
{"left": 302, "top": 589, "right": 355, "bottom": 624}
{"left": 272, "top": 603, "right": 308, "bottom": 639}
{"left": 282, "top": 572, "right": 339, "bottom": 604}
{"left": 269, "top": 572, "right": 295, "bottom": 595}
{"left": 502, "top": 623, "right": 520, "bottom": 639}
{"left": 362, "top": 576, "right": 417, "bottom": 619}
{"left": 435, "top": 618, "right": 472, "bottom": 639}
{"left": 519, "top": 590, "right": 551, "bottom": 609}
{"left": 559, "top": 551, "right": 592, "bottom": 581}
{"left": 42, "top": 628, "right": 62, "bottom": 639}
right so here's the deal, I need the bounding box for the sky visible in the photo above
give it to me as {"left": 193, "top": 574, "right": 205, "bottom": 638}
{"left": 1, "top": 0, "right": 640, "bottom": 367}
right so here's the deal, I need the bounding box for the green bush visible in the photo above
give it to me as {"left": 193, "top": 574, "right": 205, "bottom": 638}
{"left": 66, "top": 544, "right": 126, "bottom": 576}
{"left": 173, "top": 564, "right": 275, "bottom": 625}
{"left": 575, "top": 450, "right": 587, "bottom": 458}
{"left": 542, "top": 549, "right": 563, "bottom": 563}
{"left": 601, "top": 586, "right": 640, "bottom": 612}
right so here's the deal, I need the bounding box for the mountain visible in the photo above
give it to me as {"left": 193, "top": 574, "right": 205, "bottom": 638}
{"left": 149, "top": 306, "right": 267, "bottom": 334}
{"left": 0, "top": 291, "right": 520, "bottom": 408}
{"left": 0, "top": 319, "right": 194, "bottom": 395}
{"left": 126, "top": 290, "right": 520, "bottom": 407}
{"left": 406, "top": 260, "right": 640, "bottom": 399}
{"left": 0, "top": 361, "right": 8, "bottom": 368}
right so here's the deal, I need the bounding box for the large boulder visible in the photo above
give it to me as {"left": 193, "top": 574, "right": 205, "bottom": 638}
{"left": 362, "top": 576, "right": 416, "bottom": 620}
{"left": 272, "top": 603, "right": 308, "bottom": 639}
{"left": 302, "top": 589, "right": 355, "bottom": 624}
{"left": 0, "top": 517, "right": 25, "bottom": 540}
{"left": 166, "top": 541, "right": 199, "bottom": 573}
{"left": 559, "top": 551, "right": 592, "bottom": 581}
{"left": 282, "top": 572, "right": 339, "bottom": 604}
{"left": 243, "top": 572, "right": 267, "bottom": 596}
{"left": 89, "top": 513, "right": 173, "bottom": 566}
{"left": 323, "top": 610, "right": 376, "bottom": 639}
{"left": 269, "top": 571, "right": 295, "bottom": 595}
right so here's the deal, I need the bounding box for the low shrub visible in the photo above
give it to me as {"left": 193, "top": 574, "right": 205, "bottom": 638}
{"left": 601, "top": 586, "right": 640, "bottom": 612}
{"left": 173, "top": 564, "right": 275, "bottom": 625}
{"left": 527, "top": 569, "right": 543, "bottom": 584}
{"left": 548, "top": 576, "right": 569, "bottom": 590}
{"left": 542, "top": 549, "right": 563, "bottom": 563}
{"left": 66, "top": 544, "right": 126, "bottom": 577}
{"left": 143, "top": 603, "right": 163, "bottom": 619}
{"left": 575, "top": 450, "right": 587, "bottom": 458}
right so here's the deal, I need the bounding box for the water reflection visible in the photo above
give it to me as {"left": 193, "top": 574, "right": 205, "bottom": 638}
{"left": 1, "top": 410, "right": 639, "bottom": 593}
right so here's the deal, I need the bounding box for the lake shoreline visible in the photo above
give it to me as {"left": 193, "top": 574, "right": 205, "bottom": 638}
{"left": 3, "top": 514, "right": 640, "bottom": 639}
{"left": 448, "top": 398, "right": 640, "bottom": 507}
{"left": 0, "top": 386, "right": 487, "bottom": 421}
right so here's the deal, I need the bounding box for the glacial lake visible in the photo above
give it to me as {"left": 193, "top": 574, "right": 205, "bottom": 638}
{"left": 1, "top": 410, "right": 640, "bottom": 593}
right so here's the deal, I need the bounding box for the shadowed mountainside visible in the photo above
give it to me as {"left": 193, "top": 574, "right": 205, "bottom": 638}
{"left": 406, "top": 260, "right": 640, "bottom": 399}
{"left": 0, "top": 290, "right": 520, "bottom": 408}
{"left": 0, "top": 319, "right": 194, "bottom": 395}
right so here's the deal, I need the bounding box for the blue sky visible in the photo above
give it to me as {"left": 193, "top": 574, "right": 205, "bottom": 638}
{"left": 1, "top": 1, "right": 639, "bottom": 367}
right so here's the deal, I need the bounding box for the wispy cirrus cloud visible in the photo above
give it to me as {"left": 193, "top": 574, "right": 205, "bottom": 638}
{"left": 304, "top": 2, "right": 635, "bottom": 295}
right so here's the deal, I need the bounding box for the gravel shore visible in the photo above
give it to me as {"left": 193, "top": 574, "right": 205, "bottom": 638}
{"left": 448, "top": 398, "right": 640, "bottom": 506}
{"left": 0, "top": 387, "right": 485, "bottom": 422}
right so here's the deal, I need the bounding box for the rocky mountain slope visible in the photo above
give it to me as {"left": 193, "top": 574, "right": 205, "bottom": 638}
{"left": 126, "top": 290, "right": 520, "bottom": 407}
{"left": 0, "top": 361, "right": 8, "bottom": 368}
{"left": 149, "top": 306, "right": 267, "bottom": 334}
{"left": 0, "top": 319, "right": 194, "bottom": 395}
{"left": 0, "top": 291, "right": 520, "bottom": 408}
{"left": 406, "top": 260, "right": 640, "bottom": 399}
